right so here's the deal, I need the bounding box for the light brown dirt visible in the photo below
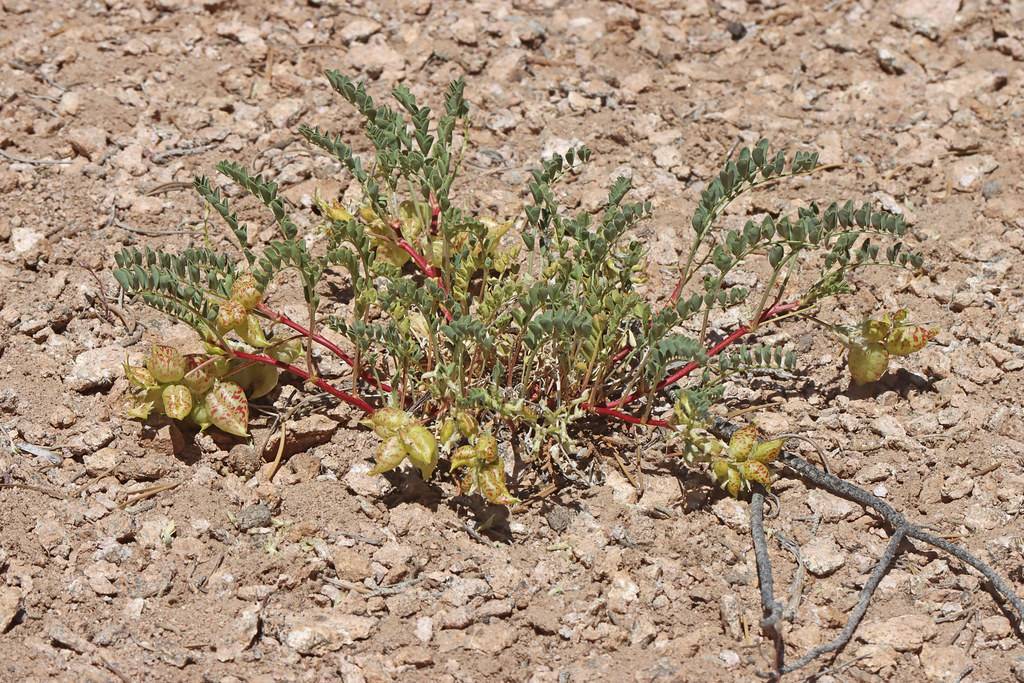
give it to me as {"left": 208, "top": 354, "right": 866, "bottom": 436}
{"left": 1, "top": 0, "right": 1023, "bottom": 681}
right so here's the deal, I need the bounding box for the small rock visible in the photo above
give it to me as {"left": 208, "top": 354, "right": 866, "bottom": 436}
{"left": 719, "top": 594, "right": 742, "bottom": 640}
{"left": 653, "top": 145, "right": 681, "bottom": 169}
{"left": 607, "top": 571, "right": 639, "bottom": 613}
{"left": 0, "top": 587, "right": 22, "bottom": 632}
{"left": 949, "top": 155, "right": 998, "bottom": 192}
{"left": 858, "top": 614, "right": 936, "bottom": 652}
{"left": 216, "top": 607, "right": 260, "bottom": 662}
{"left": 58, "top": 91, "right": 81, "bottom": 116}
{"left": 920, "top": 644, "right": 969, "bottom": 680}
{"left": 980, "top": 614, "right": 1011, "bottom": 639}
{"left": 940, "top": 468, "right": 974, "bottom": 501}
{"left": 394, "top": 644, "right": 433, "bottom": 667}
{"left": 234, "top": 503, "right": 272, "bottom": 531}
{"left": 268, "top": 98, "right": 305, "bottom": 129}
{"left": 524, "top": 604, "right": 560, "bottom": 635}
{"left": 85, "top": 560, "right": 119, "bottom": 596}
{"left": 464, "top": 622, "right": 518, "bottom": 655}
{"left": 283, "top": 611, "right": 377, "bottom": 655}
{"left": 414, "top": 616, "right": 433, "bottom": 643}
{"left": 66, "top": 345, "right": 127, "bottom": 392}
{"left": 806, "top": 489, "right": 855, "bottom": 522}
{"left": 802, "top": 535, "right": 846, "bottom": 577}
{"left": 10, "top": 227, "right": 47, "bottom": 261}
{"left": 66, "top": 125, "right": 108, "bottom": 160}
{"left": 339, "top": 18, "right": 381, "bottom": 44}
{"left": 331, "top": 546, "right": 372, "bottom": 582}
{"left": 83, "top": 447, "right": 118, "bottom": 476}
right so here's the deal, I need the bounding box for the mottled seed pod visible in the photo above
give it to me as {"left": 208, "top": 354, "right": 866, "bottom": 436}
{"left": 205, "top": 381, "right": 249, "bottom": 437}
{"left": 124, "top": 363, "right": 158, "bottom": 389}
{"left": 162, "top": 384, "right": 193, "bottom": 420}
{"left": 728, "top": 424, "right": 759, "bottom": 461}
{"left": 476, "top": 459, "right": 519, "bottom": 505}
{"left": 739, "top": 461, "right": 773, "bottom": 488}
{"left": 861, "top": 317, "right": 891, "bottom": 343}
{"left": 146, "top": 345, "right": 187, "bottom": 383}
{"left": 848, "top": 341, "right": 889, "bottom": 385}
{"left": 725, "top": 468, "right": 743, "bottom": 498}
{"left": 216, "top": 299, "right": 247, "bottom": 333}
{"left": 230, "top": 273, "right": 263, "bottom": 310}
{"left": 886, "top": 325, "right": 936, "bottom": 356}
{"left": 369, "top": 436, "right": 408, "bottom": 476}
{"left": 182, "top": 355, "right": 215, "bottom": 395}
{"left": 450, "top": 444, "right": 479, "bottom": 472}
{"left": 751, "top": 438, "right": 784, "bottom": 464}
{"left": 711, "top": 459, "right": 731, "bottom": 484}
{"left": 438, "top": 418, "right": 457, "bottom": 446}
{"left": 189, "top": 400, "right": 212, "bottom": 431}
{"left": 475, "top": 433, "right": 499, "bottom": 463}
{"left": 402, "top": 425, "right": 439, "bottom": 480}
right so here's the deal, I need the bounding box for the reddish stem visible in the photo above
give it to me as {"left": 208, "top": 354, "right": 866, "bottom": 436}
{"left": 231, "top": 350, "right": 375, "bottom": 414}
{"left": 589, "top": 406, "right": 670, "bottom": 428}
{"left": 256, "top": 303, "right": 392, "bottom": 393}
{"left": 397, "top": 239, "right": 440, "bottom": 279}
{"left": 595, "top": 301, "right": 802, "bottom": 412}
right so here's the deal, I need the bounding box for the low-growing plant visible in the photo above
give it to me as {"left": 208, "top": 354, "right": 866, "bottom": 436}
{"left": 112, "top": 72, "right": 1022, "bottom": 676}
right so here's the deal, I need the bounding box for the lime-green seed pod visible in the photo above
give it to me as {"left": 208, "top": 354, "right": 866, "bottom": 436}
{"left": 269, "top": 338, "right": 303, "bottom": 364}
{"left": 711, "top": 459, "right": 731, "bottom": 484}
{"left": 189, "top": 399, "right": 212, "bottom": 431}
{"left": 751, "top": 438, "right": 784, "bottom": 464}
{"left": 728, "top": 424, "right": 759, "bottom": 461}
{"left": 233, "top": 315, "right": 269, "bottom": 348}
{"left": 402, "top": 425, "right": 438, "bottom": 480}
{"left": 369, "top": 408, "right": 411, "bottom": 439}
{"left": 455, "top": 411, "right": 479, "bottom": 438}
{"left": 438, "top": 418, "right": 457, "bottom": 445}
{"left": 725, "top": 469, "right": 743, "bottom": 498}
{"left": 861, "top": 318, "right": 891, "bottom": 343}
{"left": 848, "top": 341, "right": 889, "bottom": 385}
{"left": 369, "top": 436, "right": 408, "bottom": 476}
{"left": 162, "top": 384, "right": 193, "bottom": 421}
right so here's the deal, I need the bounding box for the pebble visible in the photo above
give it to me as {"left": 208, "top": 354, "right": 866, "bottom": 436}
{"left": 234, "top": 503, "right": 272, "bottom": 531}
{"left": 339, "top": 18, "right": 381, "bottom": 44}
{"left": 801, "top": 535, "right": 846, "bottom": 577}
{"left": 65, "top": 125, "right": 108, "bottom": 160}
{"left": 857, "top": 614, "right": 936, "bottom": 652}
{"left": 0, "top": 587, "right": 21, "bottom": 632}
{"left": 331, "top": 545, "right": 373, "bottom": 582}
{"left": 65, "top": 345, "right": 129, "bottom": 393}
{"left": 283, "top": 611, "right": 377, "bottom": 654}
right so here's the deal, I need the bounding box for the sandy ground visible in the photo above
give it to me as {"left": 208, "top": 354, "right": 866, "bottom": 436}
{"left": 1, "top": 0, "right": 1024, "bottom": 681}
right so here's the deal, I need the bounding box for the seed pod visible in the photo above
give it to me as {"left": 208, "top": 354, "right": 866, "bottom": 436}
{"left": 230, "top": 273, "right": 263, "bottom": 310}
{"left": 711, "top": 459, "right": 731, "bottom": 484}
{"left": 886, "top": 325, "right": 936, "bottom": 356}
{"left": 217, "top": 299, "right": 247, "bottom": 333}
{"left": 438, "top": 418, "right": 457, "bottom": 445}
{"left": 728, "top": 424, "right": 759, "bottom": 461}
{"left": 476, "top": 460, "right": 519, "bottom": 505}
{"left": 205, "top": 381, "right": 249, "bottom": 437}
{"left": 369, "top": 436, "right": 408, "bottom": 476}
{"left": 475, "top": 432, "right": 498, "bottom": 463}
{"left": 189, "top": 400, "right": 212, "bottom": 431}
{"left": 183, "top": 355, "right": 215, "bottom": 395}
{"left": 124, "top": 363, "right": 158, "bottom": 389}
{"left": 162, "top": 384, "right": 193, "bottom": 420}
{"left": 402, "top": 425, "right": 439, "bottom": 480}
{"left": 450, "top": 444, "right": 479, "bottom": 471}
{"left": 146, "top": 345, "right": 187, "bottom": 383}
{"left": 848, "top": 341, "right": 889, "bottom": 385}
{"left": 751, "top": 438, "right": 784, "bottom": 464}
{"left": 455, "top": 411, "right": 478, "bottom": 438}
{"left": 861, "top": 317, "right": 891, "bottom": 343}
{"left": 233, "top": 363, "right": 278, "bottom": 399}
{"left": 740, "top": 461, "right": 772, "bottom": 488}
{"left": 234, "top": 315, "right": 269, "bottom": 348}
{"left": 725, "top": 468, "right": 743, "bottom": 498}
{"left": 368, "top": 408, "right": 411, "bottom": 439}
{"left": 269, "top": 338, "right": 303, "bottom": 363}
{"left": 125, "top": 399, "right": 155, "bottom": 421}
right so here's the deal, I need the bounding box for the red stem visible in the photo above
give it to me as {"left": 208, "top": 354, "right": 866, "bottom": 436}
{"left": 397, "top": 239, "right": 440, "bottom": 279}
{"left": 589, "top": 406, "right": 670, "bottom": 428}
{"left": 256, "top": 303, "right": 392, "bottom": 393}
{"left": 606, "top": 301, "right": 801, "bottom": 409}
{"left": 231, "top": 350, "right": 375, "bottom": 414}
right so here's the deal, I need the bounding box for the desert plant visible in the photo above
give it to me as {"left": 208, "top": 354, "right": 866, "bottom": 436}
{"left": 112, "top": 72, "right": 1022, "bottom": 677}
